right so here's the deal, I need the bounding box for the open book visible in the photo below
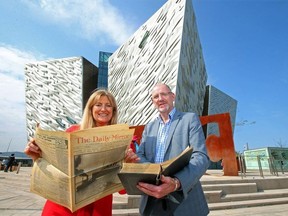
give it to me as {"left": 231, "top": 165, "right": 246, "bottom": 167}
{"left": 118, "top": 146, "right": 193, "bottom": 195}
{"left": 30, "top": 124, "right": 134, "bottom": 212}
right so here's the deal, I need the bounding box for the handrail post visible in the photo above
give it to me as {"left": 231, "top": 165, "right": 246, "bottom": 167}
{"left": 257, "top": 155, "right": 264, "bottom": 178}
{"left": 238, "top": 155, "right": 243, "bottom": 179}
{"left": 280, "top": 161, "right": 284, "bottom": 174}
{"left": 241, "top": 154, "right": 246, "bottom": 176}
{"left": 273, "top": 158, "right": 279, "bottom": 176}
{"left": 268, "top": 158, "right": 273, "bottom": 175}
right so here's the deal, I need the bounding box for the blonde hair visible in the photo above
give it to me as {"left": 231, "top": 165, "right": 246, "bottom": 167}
{"left": 80, "top": 88, "right": 118, "bottom": 130}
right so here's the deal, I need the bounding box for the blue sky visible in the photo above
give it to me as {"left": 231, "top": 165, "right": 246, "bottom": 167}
{"left": 0, "top": 0, "right": 287, "bottom": 153}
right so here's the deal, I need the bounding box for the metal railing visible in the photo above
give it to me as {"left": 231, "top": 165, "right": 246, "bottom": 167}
{"left": 238, "top": 154, "right": 286, "bottom": 179}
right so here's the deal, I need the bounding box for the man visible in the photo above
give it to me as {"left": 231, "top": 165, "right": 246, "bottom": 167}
{"left": 136, "top": 83, "right": 210, "bottom": 216}
{"left": 4, "top": 153, "right": 15, "bottom": 172}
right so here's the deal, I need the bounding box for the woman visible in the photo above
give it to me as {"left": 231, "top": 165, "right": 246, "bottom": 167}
{"left": 25, "top": 89, "right": 122, "bottom": 216}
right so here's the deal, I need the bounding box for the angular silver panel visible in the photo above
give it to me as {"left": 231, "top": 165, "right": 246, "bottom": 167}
{"left": 25, "top": 57, "right": 97, "bottom": 139}
{"left": 108, "top": 0, "right": 207, "bottom": 125}
{"left": 203, "top": 85, "right": 238, "bottom": 136}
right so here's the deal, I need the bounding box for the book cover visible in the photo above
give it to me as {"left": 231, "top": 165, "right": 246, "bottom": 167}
{"left": 118, "top": 146, "right": 193, "bottom": 195}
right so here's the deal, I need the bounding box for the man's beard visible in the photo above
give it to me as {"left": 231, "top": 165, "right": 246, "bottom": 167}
{"left": 158, "top": 104, "right": 170, "bottom": 113}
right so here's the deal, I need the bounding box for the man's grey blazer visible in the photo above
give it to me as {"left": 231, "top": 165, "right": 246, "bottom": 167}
{"left": 137, "top": 110, "right": 210, "bottom": 216}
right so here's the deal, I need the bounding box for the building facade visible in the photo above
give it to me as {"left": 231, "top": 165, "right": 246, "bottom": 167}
{"left": 202, "top": 85, "right": 238, "bottom": 137}
{"left": 24, "top": 0, "right": 239, "bottom": 171}
{"left": 25, "top": 57, "right": 98, "bottom": 138}
{"left": 244, "top": 147, "right": 288, "bottom": 172}
{"left": 97, "top": 51, "right": 112, "bottom": 88}
{"left": 108, "top": 0, "right": 207, "bottom": 125}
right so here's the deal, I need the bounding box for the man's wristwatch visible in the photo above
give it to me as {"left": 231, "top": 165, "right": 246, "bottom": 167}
{"left": 173, "top": 177, "right": 180, "bottom": 191}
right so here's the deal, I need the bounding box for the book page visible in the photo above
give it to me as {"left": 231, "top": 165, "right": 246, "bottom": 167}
{"left": 161, "top": 146, "right": 193, "bottom": 176}
{"left": 161, "top": 146, "right": 192, "bottom": 170}
{"left": 120, "top": 163, "right": 161, "bottom": 174}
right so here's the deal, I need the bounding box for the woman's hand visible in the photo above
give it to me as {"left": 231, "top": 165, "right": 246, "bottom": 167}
{"left": 124, "top": 148, "right": 140, "bottom": 163}
{"left": 24, "top": 138, "right": 42, "bottom": 161}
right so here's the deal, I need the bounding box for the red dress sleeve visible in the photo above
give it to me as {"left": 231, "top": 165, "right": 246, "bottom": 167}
{"left": 65, "top": 124, "right": 81, "bottom": 133}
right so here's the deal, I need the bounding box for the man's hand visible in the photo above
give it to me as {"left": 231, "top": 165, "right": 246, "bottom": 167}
{"left": 136, "top": 175, "right": 180, "bottom": 199}
{"left": 124, "top": 148, "right": 140, "bottom": 163}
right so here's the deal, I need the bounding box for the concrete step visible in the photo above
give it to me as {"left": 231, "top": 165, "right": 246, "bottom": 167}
{"left": 205, "top": 188, "right": 288, "bottom": 203}
{"left": 112, "top": 208, "right": 139, "bottom": 216}
{"left": 209, "top": 197, "right": 288, "bottom": 211}
{"left": 112, "top": 189, "right": 288, "bottom": 211}
{"left": 201, "top": 177, "right": 288, "bottom": 190}
{"left": 113, "top": 196, "right": 288, "bottom": 213}
{"left": 113, "top": 194, "right": 128, "bottom": 203}
{"left": 204, "top": 190, "right": 223, "bottom": 203}
{"left": 113, "top": 194, "right": 129, "bottom": 210}
{"left": 203, "top": 182, "right": 258, "bottom": 194}
{"left": 222, "top": 188, "right": 288, "bottom": 202}
{"left": 113, "top": 185, "right": 288, "bottom": 209}
{"left": 113, "top": 194, "right": 140, "bottom": 209}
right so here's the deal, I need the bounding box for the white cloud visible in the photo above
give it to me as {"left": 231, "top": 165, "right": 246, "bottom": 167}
{"left": 21, "top": 0, "right": 135, "bottom": 46}
{"left": 0, "top": 44, "right": 44, "bottom": 103}
{"left": 0, "top": 44, "right": 44, "bottom": 151}
{"left": 0, "top": 45, "right": 38, "bottom": 77}
{"left": 0, "top": 73, "right": 25, "bottom": 105}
